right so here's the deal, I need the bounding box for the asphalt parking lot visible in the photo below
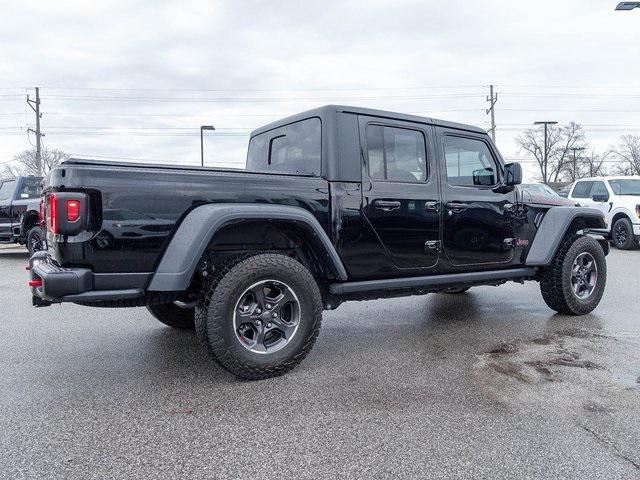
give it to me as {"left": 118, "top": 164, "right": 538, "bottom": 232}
{"left": 1, "top": 245, "right": 639, "bottom": 479}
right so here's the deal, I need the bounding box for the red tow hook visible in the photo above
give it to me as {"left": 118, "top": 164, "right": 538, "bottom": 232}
{"left": 28, "top": 278, "right": 43, "bottom": 288}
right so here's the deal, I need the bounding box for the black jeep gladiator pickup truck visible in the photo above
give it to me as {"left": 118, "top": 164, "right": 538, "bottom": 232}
{"left": 29, "top": 105, "right": 609, "bottom": 380}
{"left": 0, "top": 175, "right": 44, "bottom": 254}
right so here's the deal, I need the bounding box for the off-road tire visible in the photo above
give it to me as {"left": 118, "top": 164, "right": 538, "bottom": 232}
{"left": 26, "top": 226, "right": 44, "bottom": 256}
{"left": 195, "top": 253, "right": 322, "bottom": 380}
{"left": 146, "top": 302, "right": 195, "bottom": 329}
{"left": 539, "top": 235, "right": 606, "bottom": 315}
{"left": 612, "top": 217, "right": 637, "bottom": 250}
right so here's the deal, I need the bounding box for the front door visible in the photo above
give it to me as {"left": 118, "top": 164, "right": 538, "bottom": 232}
{"left": 437, "top": 128, "right": 516, "bottom": 266}
{"left": 360, "top": 116, "right": 440, "bottom": 270}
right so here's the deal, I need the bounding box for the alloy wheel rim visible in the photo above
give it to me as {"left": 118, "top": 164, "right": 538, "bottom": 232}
{"left": 615, "top": 224, "right": 628, "bottom": 245}
{"left": 570, "top": 252, "right": 598, "bottom": 300}
{"left": 233, "top": 279, "right": 301, "bottom": 354}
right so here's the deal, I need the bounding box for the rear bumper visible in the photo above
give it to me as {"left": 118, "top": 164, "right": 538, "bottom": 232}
{"left": 29, "top": 251, "right": 147, "bottom": 306}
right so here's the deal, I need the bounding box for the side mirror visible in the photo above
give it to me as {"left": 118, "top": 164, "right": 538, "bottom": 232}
{"left": 504, "top": 162, "right": 522, "bottom": 186}
{"left": 592, "top": 194, "right": 609, "bottom": 203}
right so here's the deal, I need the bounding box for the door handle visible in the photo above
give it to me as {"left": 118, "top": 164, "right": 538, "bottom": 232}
{"left": 425, "top": 201, "right": 440, "bottom": 212}
{"left": 445, "top": 202, "right": 469, "bottom": 211}
{"left": 374, "top": 200, "right": 401, "bottom": 212}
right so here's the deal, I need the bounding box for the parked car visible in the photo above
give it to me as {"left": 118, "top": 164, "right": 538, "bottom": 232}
{"left": 557, "top": 184, "right": 572, "bottom": 198}
{"left": 29, "top": 105, "right": 608, "bottom": 380}
{"left": 518, "top": 183, "right": 576, "bottom": 206}
{"left": 567, "top": 176, "right": 640, "bottom": 249}
{"left": 0, "top": 175, "right": 44, "bottom": 254}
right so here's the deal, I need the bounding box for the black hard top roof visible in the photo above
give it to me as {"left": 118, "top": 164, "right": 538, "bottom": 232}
{"left": 250, "top": 104, "right": 486, "bottom": 137}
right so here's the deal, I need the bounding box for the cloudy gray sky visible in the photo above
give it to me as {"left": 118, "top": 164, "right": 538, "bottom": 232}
{"left": 1, "top": 0, "right": 639, "bottom": 179}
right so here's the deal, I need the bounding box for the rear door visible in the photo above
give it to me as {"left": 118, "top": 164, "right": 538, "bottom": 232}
{"left": 568, "top": 180, "right": 594, "bottom": 207}
{"left": 359, "top": 116, "right": 440, "bottom": 270}
{"left": 437, "top": 128, "right": 516, "bottom": 266}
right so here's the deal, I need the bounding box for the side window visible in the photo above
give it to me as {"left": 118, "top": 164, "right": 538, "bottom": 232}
{"left": 444, "top": 136, "right": 498, "bottom": 187}
{"left": 571, "top": 181, "right": 593, "bottom": 199}
{"left": 365, "top": 124, "right": 427, "bottom": 182}
{"left": 590, "top": 181, "right": 609, "bottom": 200}
{"left": 18, "top": 178, "right": 42, "bottom": 199}
{"left": 246, "top": 117, "right": 321, "bottom": 175}
{"left": 0, "top": 180, "right": 16, "bottom": 202}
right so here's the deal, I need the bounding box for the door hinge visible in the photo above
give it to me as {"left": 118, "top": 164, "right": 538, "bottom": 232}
{"left": 425, "top": 240, "right": 442, "bottom": 252}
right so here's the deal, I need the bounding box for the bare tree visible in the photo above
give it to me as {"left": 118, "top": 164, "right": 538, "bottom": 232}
{"left": 516, "top": 122, "right": 586, "bottom": 183}
{"left": 579, "top": 149, "right": 611, "bottom": 178}
{"left": 1, "top": 148, "right": 69, "bottom": 177}
{"left": 612, "top": 134, "right": 640, "bottom": 176}
{"left": 560, "top": 148, "right": 612, "bottom": 181}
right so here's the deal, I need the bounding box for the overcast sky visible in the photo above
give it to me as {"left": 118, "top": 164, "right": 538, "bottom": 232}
{"left": 1, "top": 0, "right": 639, "bottom": 180}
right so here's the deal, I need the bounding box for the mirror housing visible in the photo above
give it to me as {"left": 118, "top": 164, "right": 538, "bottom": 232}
{"left": 592, "top": 193, "right": 609, "bottom": 203}
{"left": 504, "top": 162, "right": 522, "bottom": 187}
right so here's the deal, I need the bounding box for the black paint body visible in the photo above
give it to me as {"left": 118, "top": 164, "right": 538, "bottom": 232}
{"left": 0, "top": 176, "right": 42, "bottom": 244}
{"left": 43, "top": 105, "right": 552, "bottom": 283}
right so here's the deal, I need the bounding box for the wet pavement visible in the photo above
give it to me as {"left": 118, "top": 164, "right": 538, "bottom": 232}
{"left": 1, "top": 244, "right": 639, "bottom": 479}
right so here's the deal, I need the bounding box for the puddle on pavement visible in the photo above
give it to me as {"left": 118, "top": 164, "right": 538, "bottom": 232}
{"left": 473, "top": 327, "right": 640, "bottom": 412}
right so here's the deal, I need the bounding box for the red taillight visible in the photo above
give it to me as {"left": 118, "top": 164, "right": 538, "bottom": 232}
{"left": 67, "top": 200, "right": 81, "bottom": 222}
{"left": 28, "top": 279, "right": 42, "bottom": 287}
{"left": 47, "top": 193, "right": 59, "bottom": 233}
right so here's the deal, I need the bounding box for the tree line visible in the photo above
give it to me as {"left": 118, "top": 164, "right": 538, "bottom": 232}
{"left": 516, "top": 126, "right": 640, "bottom": 184}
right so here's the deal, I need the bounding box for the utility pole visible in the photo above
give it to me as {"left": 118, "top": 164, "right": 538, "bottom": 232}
{"left": 534, "top": 121, "right": 558, "bottom": 184}
{"left": 486, "top": 84, "right": 498, "bottom": 142}
{"left": 569, "top": 147, "right": 585, "bottom": 181}
{"left": 200, "top": 125, "right": 215, "bottom": 167}
{"left": 27, "top": 87, "right": 43, "bottom": 175}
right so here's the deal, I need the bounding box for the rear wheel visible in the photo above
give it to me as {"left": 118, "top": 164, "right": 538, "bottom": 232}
{"left": 146, "top": 302, "right": 195, "bottom": 329}
{"left": 26, "top": 226, "right": 44, "bottom": 255}
{"left": 539, "top": 235, "right": 606, "bottom": 315}
{"left": 195, "top": 253, "right": 322, "bottom": 380}
{"left": 612, "top": 217, "right": 636, "bottom": 250}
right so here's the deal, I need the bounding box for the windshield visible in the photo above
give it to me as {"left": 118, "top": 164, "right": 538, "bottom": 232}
{"left": 609, "top": 179, "right": 640, "bottom": 196}
{"left": 0, "top": 180, "right": 16, "bottom": 203}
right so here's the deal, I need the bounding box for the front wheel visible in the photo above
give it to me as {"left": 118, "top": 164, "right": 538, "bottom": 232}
{"left": 195, "top": 253, "right": 322, "bottom": 380}
{"left": 539, "top": 235, "right": 607, "bottom": 316}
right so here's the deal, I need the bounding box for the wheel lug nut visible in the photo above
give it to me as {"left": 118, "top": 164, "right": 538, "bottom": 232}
{"left": 266, "top": 304, "right": 272, "bottom": 309}
{"left": 255, "top": 308, "right": 262, "bottom": 314}
{"left": 272, "top": 312, "right": 278, "bottom": 318}
{"left": 255, "top": 320, "right": 262, "bottom": 326}
{"left": 267, "top": 323, "right": 272, "bottom": 328}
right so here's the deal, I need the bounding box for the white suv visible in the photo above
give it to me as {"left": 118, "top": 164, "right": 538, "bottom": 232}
{"left": 568, "top": 176, "right": 640, "bottom": 250}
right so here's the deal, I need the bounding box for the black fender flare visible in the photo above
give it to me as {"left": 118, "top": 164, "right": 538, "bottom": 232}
{"left": 19, "top": 209, "right": 40, "bottom": 237}
{"left": 147, "top": 204, "right": 348, "bottom": 291}
{"left": 525, "top": 206, "right": 607, "bottom": 266}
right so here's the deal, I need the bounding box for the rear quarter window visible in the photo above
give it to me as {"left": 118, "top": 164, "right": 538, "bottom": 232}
{"left": 246, "top": 117, "right": 321, "bottom": 175}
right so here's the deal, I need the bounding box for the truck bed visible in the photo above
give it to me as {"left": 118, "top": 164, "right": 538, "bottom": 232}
{"left": 46, "top": 159, "right": 330, "bottom": 274}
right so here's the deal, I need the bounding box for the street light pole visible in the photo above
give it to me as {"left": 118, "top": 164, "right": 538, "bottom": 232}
{"left": 569, "top": 147, "right": 586, "bottom": 180}
{"left": 200, "top": 125, "right": 215, "bottom": 167}
{"left": 534, "top": 121, "right": 558, "bottom": 184}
